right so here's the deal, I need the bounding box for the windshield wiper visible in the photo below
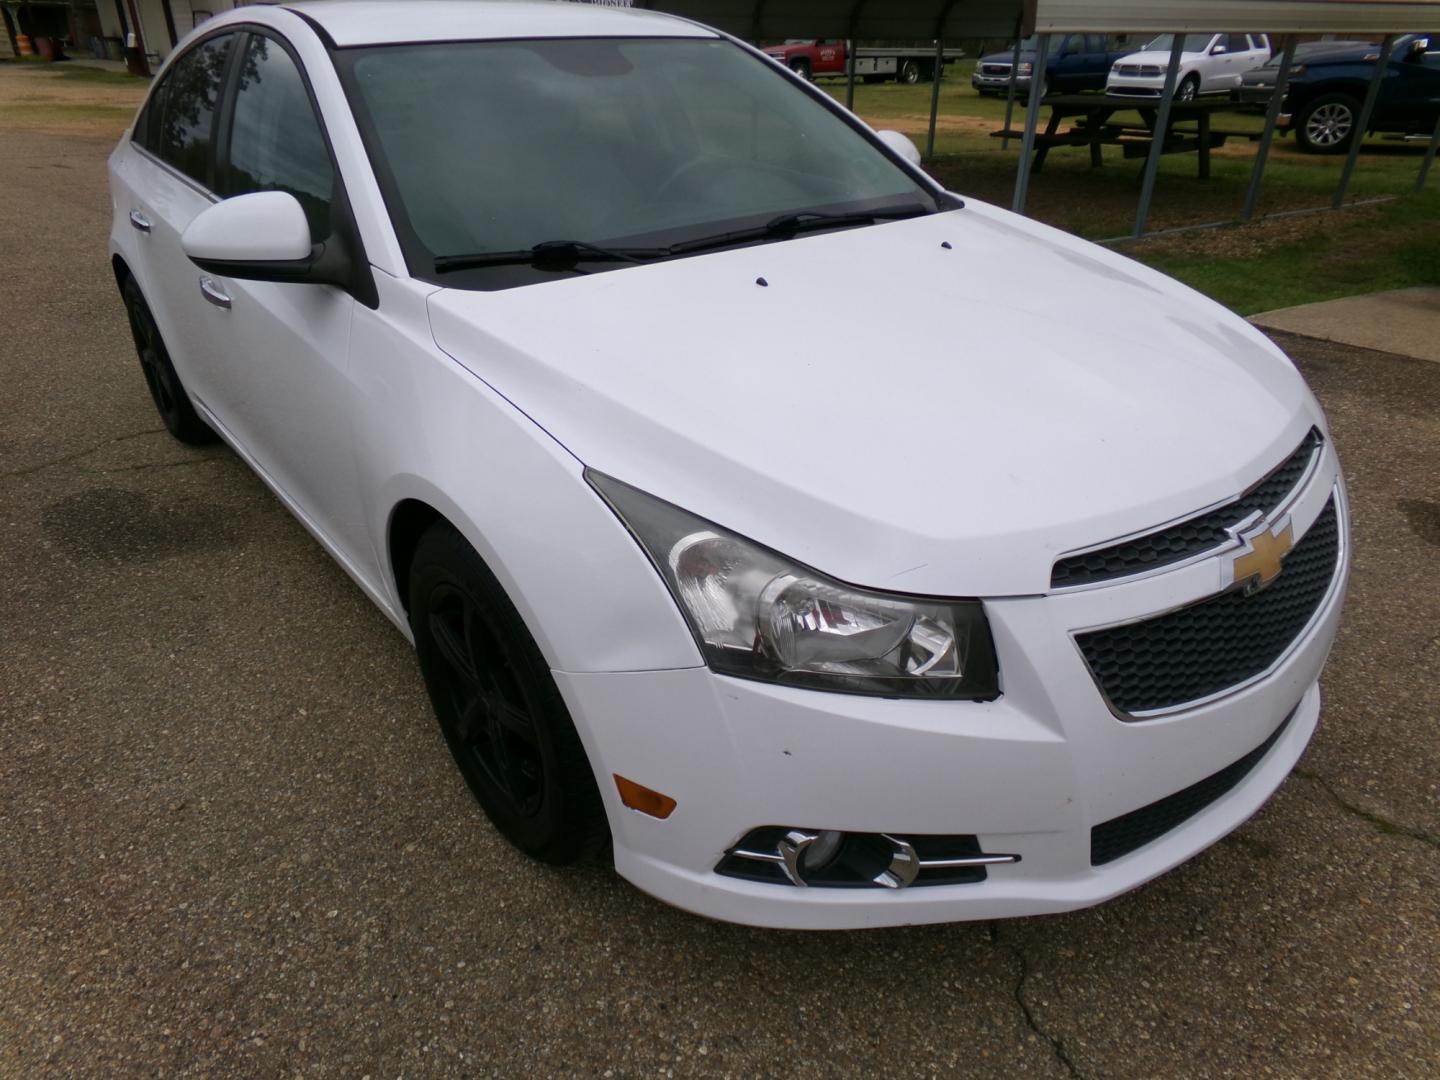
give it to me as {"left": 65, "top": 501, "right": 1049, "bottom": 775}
{"left": 433, "top": 202, "right": 940, "bottom": 274}
{"left": 434, "top": 240, "right": 671, "bottom": 273}
{"left": 668, "top": 202, "right": 936, "bottom": 256}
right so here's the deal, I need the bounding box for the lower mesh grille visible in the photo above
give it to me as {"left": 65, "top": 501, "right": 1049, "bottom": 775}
{"left": 1091, "top": 705, "right": 1298, "bottom": 865}
{"left": 1077, "top": 497, "right": 1340, "bottom": 715}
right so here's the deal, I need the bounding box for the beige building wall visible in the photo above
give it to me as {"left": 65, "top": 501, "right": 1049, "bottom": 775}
{"left": 132, "top": 0, "right": 237, "bottom": 63}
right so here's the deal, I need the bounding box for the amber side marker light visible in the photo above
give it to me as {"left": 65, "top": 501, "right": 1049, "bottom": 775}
{"left": 614, "top": 775, "right": 677, "bottom": 819}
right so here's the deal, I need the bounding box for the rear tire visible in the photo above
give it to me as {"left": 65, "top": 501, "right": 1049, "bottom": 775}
{"left": 899, "top": 60, "right": 922, "bottom": 85}
{"left": 1295, "top": 93, "right": 1360, "bottom": 154}
{"left": 121, "top": 276, "right": 216, "bottom": 446}
{"left": 408, "top": 524, "right": 609, "bottom": 866}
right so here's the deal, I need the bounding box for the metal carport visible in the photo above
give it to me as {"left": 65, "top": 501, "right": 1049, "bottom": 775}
{"left": 623, "top": 0, "right": 1440, "bottom": 237}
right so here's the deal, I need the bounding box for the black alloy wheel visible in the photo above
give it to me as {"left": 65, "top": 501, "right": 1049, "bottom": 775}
{"left": 121, "top": 276, "right": 216, "bottom": 445}
{"left": 409, "top": 524, "right": 608, "bottom": 865}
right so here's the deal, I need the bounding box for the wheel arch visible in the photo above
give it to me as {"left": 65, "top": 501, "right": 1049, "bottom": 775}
{"left": 387, "top": 496, "right": 447, "bottom": 615}
{"left": 111, "top": 252, "right": 132, "bottom": 293}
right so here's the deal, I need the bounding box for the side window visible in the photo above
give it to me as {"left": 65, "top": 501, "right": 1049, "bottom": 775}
{"left": 1061, "top": 35, "right": 1083, "bottom": 56}
{"left": 158, "top": 33, "right": 235, "bottom": 187}
{"left": 1088, "top": 35, "right": 1107, "bottom": 53}
{"left": 133, "top": 76, "right": 168, "bottom": 153}
{"left": 221, "top": 34, "right": 336, "bottom": 240}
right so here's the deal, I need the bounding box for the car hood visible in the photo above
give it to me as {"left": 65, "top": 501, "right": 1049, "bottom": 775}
{"left": 1115, "top": 49, "right": 1208, "bottom": 66}
{"left": 427, "top": 201, "right": 1320, "bottom": 597}
{"left": 979, "top": 51, "right": 1030, "bottom": 65}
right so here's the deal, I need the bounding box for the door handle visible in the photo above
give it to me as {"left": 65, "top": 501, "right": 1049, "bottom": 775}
{"left": 198, "top": 275, "right": 231, "bottom": 310}
{"left": 128, "top": 209, "right": 151, "bottom": 233}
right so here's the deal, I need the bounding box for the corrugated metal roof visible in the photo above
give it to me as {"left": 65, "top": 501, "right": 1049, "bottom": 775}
{"left": 627, "top": 0, "right": 1440, "bottom": 39}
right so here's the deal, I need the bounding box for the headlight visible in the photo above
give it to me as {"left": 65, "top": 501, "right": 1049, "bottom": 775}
{"left": 589, "top": 472, "right": 1000, "bottom": 701}
{"left": 1017, "top": 62, "right": 1033, "bottom": 75}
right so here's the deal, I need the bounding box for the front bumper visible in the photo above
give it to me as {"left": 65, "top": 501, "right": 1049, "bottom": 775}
{"left": 1105, "top": 75, "right": 1167, "bottom": 98}
{"left": 558, "top": 454, "right": 1348, "bottom": 929}
{"left": 973, "top": 70, "right": 1029, "bottom": 91}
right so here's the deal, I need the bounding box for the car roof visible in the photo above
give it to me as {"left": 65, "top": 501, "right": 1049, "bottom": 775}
{"left": 283, "top": 0, "right": 718, "bottom": 48}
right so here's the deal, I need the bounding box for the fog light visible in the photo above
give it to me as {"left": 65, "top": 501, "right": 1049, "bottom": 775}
{"left": 718, "top": 827, "right": 1020, "bottom": 888}
{"left": 803, "top": 829, "right": 845, "bottom": 873}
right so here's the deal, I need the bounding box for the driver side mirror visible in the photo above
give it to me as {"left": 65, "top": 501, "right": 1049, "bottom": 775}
{"left": 1211, "top": 44, "right": 1228, "bottom": 55}
{"left": 875, "top": 129, "right": 923, "bottom": 168}
{"left": 182, "top": 190, "right": 376, "bottom": 306}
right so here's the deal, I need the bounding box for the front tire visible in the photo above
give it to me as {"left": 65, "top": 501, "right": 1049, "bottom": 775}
{"left": 1176, "top": 73, "right": 1200, "bottom": 103}
{"left": 409, "top": 524, "right": 609, "bottom": 865}
{"left": 121, "top": 276, "right": 216, "bottom": 445}
{"left": 789, "top": 58, "right": 811, "bottom": 81}
{"left": 1295, "top": 93, "right": 1360, "bottom": 154}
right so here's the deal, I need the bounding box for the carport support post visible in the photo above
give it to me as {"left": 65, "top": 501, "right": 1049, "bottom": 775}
{"left": 926, "top": 37, "right": 945, "bottom": 159}
{"left": 1132, "top": 37, "right": 1187, "bottom": 239}
{"left": 1333, "top": 35, "right": 1394, "bottom": 209}
{"left": 1011, "top": 33, "right": 1051, "bottom": 214}
{"left": 1415, "top": 114, "right": 1440, "bottom": 192}
{"left": 846, "top": 38, "right": 857, "bottom": 111}
{"left": 1241, "top": 37, "right": 1298, "bottom": 222}
{"left": 1001, "top": 19, "right": 1024, "bottom": 151}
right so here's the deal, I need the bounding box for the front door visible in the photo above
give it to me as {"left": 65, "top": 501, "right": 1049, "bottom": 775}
{"left": 194, "top": 30, "right": 364, "bottom": 557}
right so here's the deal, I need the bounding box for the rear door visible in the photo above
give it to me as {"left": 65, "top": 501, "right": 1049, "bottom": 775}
{"left": 198, "top": 29, "right": 366, "bottom": 555}
{"left": 117, "top": 30, "right": 240, "bottom": 411}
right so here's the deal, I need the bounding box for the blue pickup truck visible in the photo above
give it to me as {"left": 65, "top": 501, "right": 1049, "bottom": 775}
{"left": 1236, "top": 33, "right": 1440, "bottom": 152}
{"left": 973, "top": 33, "right": 1134, "bottom": 99}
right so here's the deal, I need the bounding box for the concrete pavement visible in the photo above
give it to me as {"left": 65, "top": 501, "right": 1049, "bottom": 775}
{"left": 1251, "top": 287, "right": 1440, "bottom": 364}
{"left": 2, "top": 98, "right": 1439, "bottom": 1076}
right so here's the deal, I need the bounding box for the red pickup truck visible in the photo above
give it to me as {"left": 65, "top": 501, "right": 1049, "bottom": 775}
{"left": 762, "top": 39, "right": 965, "bottom": 84}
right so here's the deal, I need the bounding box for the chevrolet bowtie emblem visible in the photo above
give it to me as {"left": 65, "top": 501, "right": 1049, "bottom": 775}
{"left": 1229, "top": 517, "right": 1295, "bottom": 594}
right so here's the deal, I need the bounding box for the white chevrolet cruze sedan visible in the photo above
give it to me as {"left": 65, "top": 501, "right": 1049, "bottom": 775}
{"left": 108, "top": 1, "right": 1348, "bottom": 929}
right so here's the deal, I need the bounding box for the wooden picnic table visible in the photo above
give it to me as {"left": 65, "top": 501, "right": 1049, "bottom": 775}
{"left": 992, "top": 94, "right": 1260, "bottom": 179}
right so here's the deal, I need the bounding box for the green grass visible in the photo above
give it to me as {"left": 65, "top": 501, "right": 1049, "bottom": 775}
{"left": 51, "top": 65, "right": 147, "bottom": 86}
{"left": 823, "top": 78, "right": 1440, "bottom": 312}
{"left": 1134, "top": 190, "right": 1440, "bottom": 314}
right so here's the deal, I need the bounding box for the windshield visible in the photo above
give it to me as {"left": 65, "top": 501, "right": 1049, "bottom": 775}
{"left": 337, "top": 38, "right": 937, "bottom": 289}
{"left": 1144, "top": 33, "right": 1216, "bottom": 53}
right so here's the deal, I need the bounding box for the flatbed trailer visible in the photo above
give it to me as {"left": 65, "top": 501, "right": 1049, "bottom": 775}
{"left": 762, "top": 40, "right": 965, "bottom": 83}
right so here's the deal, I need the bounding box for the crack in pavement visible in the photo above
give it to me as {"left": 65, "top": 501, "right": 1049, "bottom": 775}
{"left": 1295, "top": 767, "right": 1440, "bottom": 852}
{"left": 989, "top": 923, "right": 1085, "bottom": 1079}
{"left": 0, "top": 428, "right": 166, "bottom": 481}
{"left": 91, "top": 456, "right": 227, "bottom": 474}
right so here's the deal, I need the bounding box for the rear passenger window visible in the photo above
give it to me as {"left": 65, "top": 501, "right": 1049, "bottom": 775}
{"left": 158, "top": 33, "right": 236, "bottom": 187}
{"left": 221, "top": 34, "right": 336, "bottom": 240}
{"left": 132, "top": 77, "right": 168, "bottom": 153}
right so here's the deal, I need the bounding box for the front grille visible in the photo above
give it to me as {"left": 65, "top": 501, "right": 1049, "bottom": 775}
{"left": 1052, "top": 429, "right": 1322, "bottom": 588}
{"left": 981, "top": 63, "right": 1011, "bottom": 75}
{"left": 1091, "top": 704, "right": 1298, "bottom": 865}
{"left": 1116, "top": 64, "right": 1163, "bottom": 77}
{"left": 1077, "top": 497, "right": 1339, "bottom": 715}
